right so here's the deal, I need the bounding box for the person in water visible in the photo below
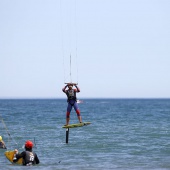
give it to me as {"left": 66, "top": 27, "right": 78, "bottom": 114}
{"left": 62, "top": 83, "right": 82, "bottom": 125}
{"left": 13, "top": 140, "right": 39, "bottom": 166}
{"left": 0, "top": 136, "right": 7, "bottom": 149}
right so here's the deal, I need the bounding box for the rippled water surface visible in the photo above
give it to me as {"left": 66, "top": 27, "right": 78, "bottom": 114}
{"left": 0, "top": 99, "right": 170, "bottom": 170}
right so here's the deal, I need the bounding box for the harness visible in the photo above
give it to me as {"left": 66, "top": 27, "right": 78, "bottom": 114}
{"left": 66, "top": 90, "right": 77, "bottom": 106}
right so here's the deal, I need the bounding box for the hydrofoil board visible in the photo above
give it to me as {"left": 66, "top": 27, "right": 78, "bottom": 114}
{"left": 62, "top": 122, "right": 91, "bottom": 128}
{"left": 4, "top": 150, "right": 23, "bottom": 165}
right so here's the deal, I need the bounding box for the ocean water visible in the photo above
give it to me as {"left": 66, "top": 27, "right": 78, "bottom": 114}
{"left": 0, "top": 99, "right": 170, "bottom": 170}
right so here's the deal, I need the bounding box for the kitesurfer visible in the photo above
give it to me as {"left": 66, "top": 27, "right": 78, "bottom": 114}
{"left": 62, "top": 84, "right": 82, "bottom": 125}
{"left": 0, "top": 136, "right": 7, "bottom": 149}
{"left": 13, "top": 140, "right": 39, "bottom": 166}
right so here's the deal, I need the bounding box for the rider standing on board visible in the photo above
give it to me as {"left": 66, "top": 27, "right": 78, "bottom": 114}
{"left": 62, "top": 84, "right": 82, "bottom": 125}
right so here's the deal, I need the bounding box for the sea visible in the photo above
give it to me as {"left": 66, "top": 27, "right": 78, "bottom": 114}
{"left": 0, "top": 99, "right": 170, "bottom": 170}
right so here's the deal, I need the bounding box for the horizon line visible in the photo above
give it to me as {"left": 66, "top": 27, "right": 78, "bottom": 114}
{"left": 0, "top": 97, "right": 170, "bottom": 100}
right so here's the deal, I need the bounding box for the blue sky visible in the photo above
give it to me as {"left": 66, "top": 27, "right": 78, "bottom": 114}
{"left": 0, "top": 0, "right": 170, "bottom": 98}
